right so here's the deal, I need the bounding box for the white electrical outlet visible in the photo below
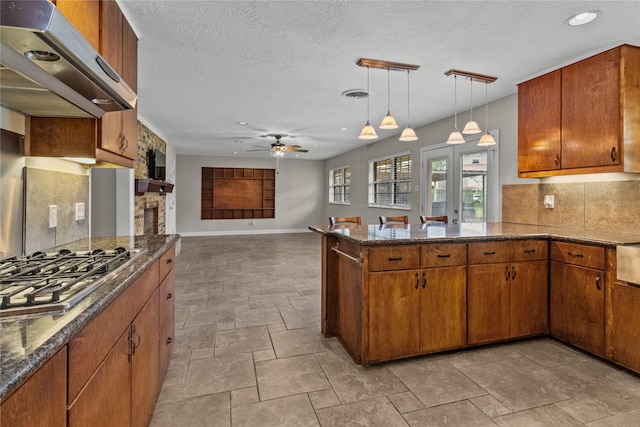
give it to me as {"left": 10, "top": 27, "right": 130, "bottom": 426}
{"left": 75, "top": 203, "right": 85, "bottom": 220}
{"left": 543, "top": 195, "right": 555, "bottom": 209}
{"left": 49, "top": 205, "right": 57, "bottom": 228}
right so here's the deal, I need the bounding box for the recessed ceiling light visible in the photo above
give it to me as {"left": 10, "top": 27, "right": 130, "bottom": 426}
{"left": 237, "top": 121, "right": 248, "bottom": 125}
{"left": 312, "top": 144, "right": 319, "bottom": 147}
{"left": 566, "top": 10, "right": 599, "bottom": 26}
{"left": 340, "top": 127, "right": 349, "bottom": 131}
{"left": 233, "top": 151, "right": 239, "bottom": 155}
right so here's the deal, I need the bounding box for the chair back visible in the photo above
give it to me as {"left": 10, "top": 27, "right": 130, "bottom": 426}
{"left": 379, "top": 215, "right": 409, "bottom": 225}
{"left": 419, "top": 215, "right": 448, "bottom": 224}
{"left": 329, "top": 216, "right": 361, "bottom": 226}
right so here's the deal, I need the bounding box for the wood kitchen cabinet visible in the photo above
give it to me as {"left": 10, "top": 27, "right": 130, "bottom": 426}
{"left": 0, "top": 346, "right": 67, "bottom": 427}
{"left": 467, "top": 240, "right": 548, "bottom": 345}
{"left": 609, "top": 280, "right": 640, "bottom": 373}
{"left": 518, "top": 44, "right": 640, "bottom": 177}
{"left": 367, "top": 244, "right": 466, "bottom": 363}
{"left": 550, "top": 241, "right": 606, "bottom": 356}
{"left": 158, "top": 245, "right": 176, "bottom": 385}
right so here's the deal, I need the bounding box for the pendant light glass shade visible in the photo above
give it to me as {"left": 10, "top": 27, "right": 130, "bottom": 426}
{"left": 462, "top": 78, "right": 482, "bottom": 134}
{"left": 359, "top": 66, "right": 378, "bottom": 140}
{"left": 380, "top": 69, "right": 398, "bottom": 129}
{"left": 446, "top": 75, "right": 465, "bottom": 144}
{"left": 477, "top": 81, "right": 496, "bottom": 146}
{"left": 399, "top": 70, "right": 418, "bottom": 142}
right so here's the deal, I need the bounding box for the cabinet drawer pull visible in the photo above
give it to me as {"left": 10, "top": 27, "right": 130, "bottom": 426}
{"left": 166, "top": 293, "right": 173, "bottom": 300}
{"left": 596, "top": 275, "right": 602, "bottom": 291}
{"left": 166, "top": 258, "right": 173, "bottom": 265}
{"left": 524, "top": 249, "right": 536, "bottom": 254}
{"left": 166, "top": 337, "right": 173, "bottom": 345}
{"left": 388, "top": 257, "right": 403, "bottom": 261}
{"left": 436, "top": 254, "right": 451, "bottom": 258}
{"left": 506, "top": 265, "right": 510, "bottom": 280}
{"left": 483, "top": 251, "right": 496, "bottom": 256}
{"left": 422, "top": 272, "right": 427, "bottom": 289}
{"left": 512, "top": 265, "right": 517, "bottom": 280}
{"left": 415, "top": 272, "right": 420, "bottom": 289}
{"left": 554, "top": 154, "right": 560, "bottom": 166}
{"left": 610, "top": 146, "right": 617, "bottom": 162}
{"left": 567, "top": 252, "right": 584, "bottom": 258}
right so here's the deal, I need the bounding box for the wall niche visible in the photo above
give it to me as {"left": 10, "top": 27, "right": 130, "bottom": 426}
{"left": 201, "top": 167, "right": 275, "bottom": 220}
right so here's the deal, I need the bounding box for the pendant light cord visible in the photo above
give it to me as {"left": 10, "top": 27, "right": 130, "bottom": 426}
{"left": 484, "top": 81, "right": 489, "bottom": 130}
{"left": 387, "top": 68, "right": 391, "bottom": 113}
{"left": 406, "top": 70, "right": 411, "bottom": 125}
{"left": 469, "top": 78, "right": 474, "bottom": 120}
{"left": 454, "top": 75, "right": 458, "bottom": 130}
{"left": 367, "top": 66, "right": 371, "bottom": 122}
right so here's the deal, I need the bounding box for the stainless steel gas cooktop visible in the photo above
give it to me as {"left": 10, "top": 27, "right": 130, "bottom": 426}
{"left": 0, "top": 247, "right": 145, "bottom": 317}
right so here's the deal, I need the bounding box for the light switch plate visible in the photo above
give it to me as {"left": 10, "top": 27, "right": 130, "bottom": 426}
{"left": 75, "top": 203, "right": 85, "bottom": 221}
{"left": 543, "top": 195, "right": 555, "bottom": 209}
{"left": 49, "top": 205, "right": 57, "bottom": 228}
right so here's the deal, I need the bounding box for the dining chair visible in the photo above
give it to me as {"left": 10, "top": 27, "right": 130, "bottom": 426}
{"left": 419, "top": 215, "right": 448, "bottom": 224}
{"left": 379, "top": 215, "right": 409, "bottom": 225}
{"left": 329, "top": 216, "right": 361, "bottom": 226}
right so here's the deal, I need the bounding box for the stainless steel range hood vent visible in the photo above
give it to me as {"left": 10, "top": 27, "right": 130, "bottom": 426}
{"left": 0, "top": 0, "right": 137, "bottom": 118}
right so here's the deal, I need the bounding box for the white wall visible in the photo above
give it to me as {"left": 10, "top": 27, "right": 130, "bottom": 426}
{"left": 176, "top": 155, "right": 325, "bottom": 235}
{"left": 324, "top": 94, "right": 537, "bottom": 224}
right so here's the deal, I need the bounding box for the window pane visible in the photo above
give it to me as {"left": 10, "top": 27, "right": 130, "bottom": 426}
{"left": 460, "top": 152, "right": 487, "bottom": 223}
{"left": 428, "top": 158, "right": 447, "bottom": 216}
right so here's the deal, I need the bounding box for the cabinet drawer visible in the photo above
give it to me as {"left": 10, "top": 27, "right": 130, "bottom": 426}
{"left": 158, "top": 309, "right": 175, "bottom": 383}
{"left": 510, "top": 240, "right": 548, "bottom": 262}
{"left": 159, "top": 245, "right": 176, "bottom": 281}
{"left": 550, "top": 241, "right": 605, "bottom": 270}
{"left": 368, "top": 246, "right": 420, "bottom": 271}
{"left": 159, "top": 269, "right": 176, "bottom": 326}
{"left": 421, "top": 244, "right": 466, "bottom": 267}
{"left": 468, "top": 241, "right": 509, "bottom": 264}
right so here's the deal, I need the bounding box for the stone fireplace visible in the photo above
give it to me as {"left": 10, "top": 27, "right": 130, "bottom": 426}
{"left": 143, "top": 201, "right": 159, "bottom": 235}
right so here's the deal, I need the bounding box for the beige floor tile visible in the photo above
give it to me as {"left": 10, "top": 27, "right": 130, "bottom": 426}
{"left": 509, "top": 338, "right": 590, "bottom": 367}
{"left": 185, "top": 304, "right": 235, "bottom": 327}
{"left": 256, "top": 354, "right": 331, "bottom": 401}
{"left": 174, "top": 323, "right": 216, "bottom": 350}
{"left": 403, "top": 399, "right": 497, "bottom": 426}
{"left": 469, "top": 394, "right": 512, "bottom": 417}
{"left": 214, "top": 326, "right": 272, "bottom": 356}
{"left": 494, "top": 404, "right": 584, "bottom": 426}
{"left": 387, "top": 391, "right": 425, "bottom": 413}
{"left": 183, "top": 353, "right": 256, "bottom": 398}
{"left": 234, "top": 306, "right": 283, "bottom": 328}
{"left": 253, "top": 348, "right": 276, "bottom": 362}
{"left": 231, "top": 394, "right": 319, "bottom": 427}
{"left": 308, "top": 388, "right": 341, "bottom": 410}
{"left": 271, "top": 326, "right": 331, "bottom": 358}
{"left": 321, "top": 360, "right": 407, "bottom": 404}
{"left": 446, "top": 344, "right": 522, "bottom": 369}
{"left": 586, "top": 408, "right": 640, "bottom": 427}
{"left": 280, "top": 308, "right": 321, "bottom": 330}
{"left": 231, "top": 386, "right": 259, "bottom": 407}
{"left": 315, "top": 396, "right": 407, "bottom": 427}
{"left": 150, "top": 392, "right": 230, "bottom": 427}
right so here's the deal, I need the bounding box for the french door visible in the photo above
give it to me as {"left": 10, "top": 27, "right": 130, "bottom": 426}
{"left": 420, "top": 131, "right": 500, "bottom": 224}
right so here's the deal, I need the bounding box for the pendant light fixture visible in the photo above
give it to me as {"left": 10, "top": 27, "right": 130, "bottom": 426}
{"left": 462, "top": 77, "right": 481, "bottom": 134}
{"left": 358, "top": 66, "right": 378, "bottom": 140}
{"left": 380, "top": 68, "right": 398, "bottom": 129}
{"left": 399, "top": 70, "right": 418, "bottom": 141}
{"left": 446, "top": 75, "right": 465, "bottom": 144}
{"left": 478, "top": 80, "right": 497, "bottom": 146}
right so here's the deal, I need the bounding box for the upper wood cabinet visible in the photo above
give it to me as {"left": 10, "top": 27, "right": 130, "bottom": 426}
{"left": 518, "top": 45, "right": 640, "bottom": 177}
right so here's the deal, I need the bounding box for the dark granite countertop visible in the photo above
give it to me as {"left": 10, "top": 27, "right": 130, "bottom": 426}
{"left": 0, "top": 234, "right": 180, "bottom": 401}
{"left": 308, "top": 222, "right": 640, "bottom": 247}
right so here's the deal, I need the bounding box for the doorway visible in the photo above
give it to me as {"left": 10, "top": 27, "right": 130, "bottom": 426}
{"left": 420, "top": 131, "right": 500, "bottom": 224}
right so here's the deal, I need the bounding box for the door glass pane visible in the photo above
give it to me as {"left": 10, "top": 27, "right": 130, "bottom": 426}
{"left": 428, "top": 158, "right": 447, "bottom": 216}
{"left": 460, "top": 151, "right": 487, "bottom": 223}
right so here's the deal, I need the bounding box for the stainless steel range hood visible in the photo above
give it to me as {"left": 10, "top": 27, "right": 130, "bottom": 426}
{"left": 0, "top": 0, "right": 136, "bottom": 118}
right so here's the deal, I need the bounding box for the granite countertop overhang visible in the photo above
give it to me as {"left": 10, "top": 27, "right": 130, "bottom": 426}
{"left": 308, "top": 222, "right": 640, "bottom": 247}
{"left": 0, "top": 234, "right": 180, "bottom": 401}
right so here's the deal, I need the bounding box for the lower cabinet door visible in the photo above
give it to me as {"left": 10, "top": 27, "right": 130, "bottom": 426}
{"left": 68, "top": 330, "right": 131, "bottom": 427}
{"left": 420, "top": 266, "right": 466, "bottom": 353}
{"left": 550, "top": 261, "right": 605, "bottom": 355}
{"left": 467, "top": 264, "right": 510, "bottom": 344}
{"left": 510, "top": 260, "right": 549, "bottom": 337}
{"left": 610, "top": 281, "right": 640, "bottom": 372}
{"left": 368, "top": 270, "right": 420, "bottom": 362}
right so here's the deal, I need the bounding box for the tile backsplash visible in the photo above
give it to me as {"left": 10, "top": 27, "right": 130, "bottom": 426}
{"left": 25, "top": 167, "right": 89, "bottom": 254}
{"left": 502, "top": 180, "right": 640, "bottom": 233}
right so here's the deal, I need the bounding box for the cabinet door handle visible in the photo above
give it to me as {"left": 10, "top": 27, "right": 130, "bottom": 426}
{"left": 388, "top": 257, "right": 403, "bottom": 261}
{"left": 554, "top": 154, "right": 560, "bottom": 166}
{"left": 511, "top": 265, "right": 517, "bottom": 280}
{"left": 484, "top": 251, "right": 496, "bottom": 256}
{"left": 596, "top": 275, "right": 602, "bottom": 291}
{"left": 610, "top": 146, "right": 617, "bottom": 162}
{"left": 166, "top": 337, "right": 173, "bottom": 345}
{"left": 567, "top": 252, "right": 584, "bottom": 258}
{"left": 166, "top": 292, "right": 173, "bottom": 300}
{"left": 437, "top": 254, "right": 451, "bottom": 258}
{"left": 166, "top": 258, "right": 173, "bottom": 265}
{"left": 415, "top": 272, "right": 420, "bottom": 289}
{"left": 422, "top": 272, "right": 427, "bottom": 289}
{"left": 505, "top": 265, "right": 510, "bottom": 280}
{"left": 524, "top": 249, "right": 536, "bottom": 254}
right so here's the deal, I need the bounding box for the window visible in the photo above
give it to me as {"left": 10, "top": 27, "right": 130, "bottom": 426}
{"left": 329, "top": 166, "right": 351, "bottom": 204}
{"left": 369, "top": 152, "right": 411, "bottom": 209}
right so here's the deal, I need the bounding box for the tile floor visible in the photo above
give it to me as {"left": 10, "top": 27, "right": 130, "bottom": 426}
{"left": 150, "top": 233, "right": 640, "bottom": 426}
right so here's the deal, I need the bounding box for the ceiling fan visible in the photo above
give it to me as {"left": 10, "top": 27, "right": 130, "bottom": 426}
{"left": 247, "top": 134, "right": 309, "bottom": 157}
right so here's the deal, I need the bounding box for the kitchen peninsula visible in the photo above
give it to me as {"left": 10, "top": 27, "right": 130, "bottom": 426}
{"left": 0, "top": 234, "right": 179, "bottom": 427}
{"left": 310, "top": 222, "right": 640, "bottom": 372}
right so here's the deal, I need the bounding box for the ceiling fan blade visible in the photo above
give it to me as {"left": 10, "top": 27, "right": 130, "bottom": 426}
{"left": 292, "top": 149, "right": 309, "bottom": 153}
{"left": 247, "top": 148, "right": 270, "bottom": 152}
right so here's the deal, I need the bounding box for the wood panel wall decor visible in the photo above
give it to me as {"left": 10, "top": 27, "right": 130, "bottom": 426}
{"left": 201, "top": 167, "right": 275, "bottom": 219}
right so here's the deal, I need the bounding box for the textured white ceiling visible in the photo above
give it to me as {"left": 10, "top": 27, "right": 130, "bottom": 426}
{"left": 118, "top": 0, "right": 640, "bottom": 160}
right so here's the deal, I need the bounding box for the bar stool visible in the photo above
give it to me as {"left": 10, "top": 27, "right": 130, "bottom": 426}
{"left": 329, "top": 216, "right": 361, "bottom": 226}
{"left": 419, "top": 215, "right": 448, "bottom": 224}
{"left": 379, "top": 215, "right": 408, "bottom": 225}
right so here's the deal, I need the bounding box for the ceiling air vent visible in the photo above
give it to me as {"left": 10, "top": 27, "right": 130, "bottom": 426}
{"left": 341, "top": 89, "right": 368, "bottom": 99}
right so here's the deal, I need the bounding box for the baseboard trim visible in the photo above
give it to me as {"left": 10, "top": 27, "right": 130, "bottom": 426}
{"left": 177, "top": 228, "right": 312, "bottom": 237}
